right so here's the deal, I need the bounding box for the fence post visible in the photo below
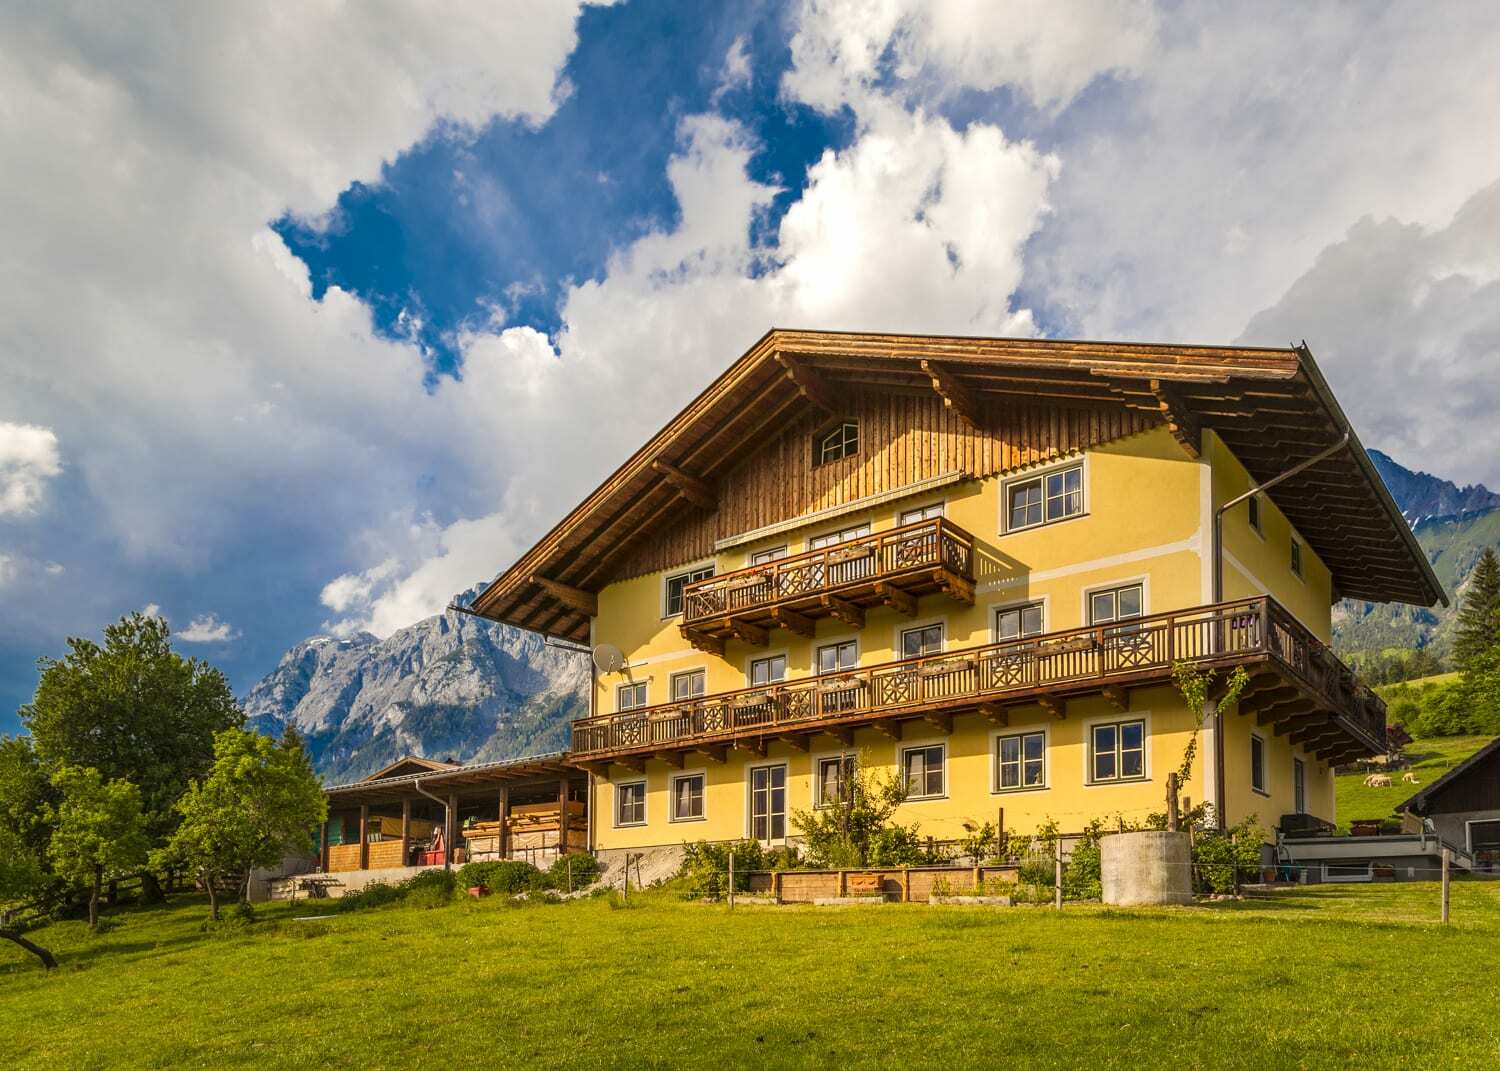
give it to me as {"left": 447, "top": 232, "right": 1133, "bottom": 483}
{"left": 1054, "top": 838, "right": 1063, "bottom": 910}
{"left": 1441, "top": 847, "right": 1451, "bottom": 925}
{"left": 901, "top": 866, "right": 911, "bottom": 903}
{"left": 1167, "top": 773, "right": 1180, "bottom": 832}
{"left": 728, "top": 849, "right": 735, "bottom": 910}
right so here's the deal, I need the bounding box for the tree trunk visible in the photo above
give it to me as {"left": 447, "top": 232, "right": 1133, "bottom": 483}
{"left": 0, "top": 928, "right": 56, "bottom": 969}
{"left": 139, "top": 870, "right": 166, "bottom": 904}
{"left": 207, "top": 875, "right": 220, "bottom": 922}
{"left": 89, "top": 865, "right": 101, "bottom": 932}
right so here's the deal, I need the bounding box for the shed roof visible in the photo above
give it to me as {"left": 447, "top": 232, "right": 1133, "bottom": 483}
{"left": 1396, "top": 735, "right": 1500, "bottom": 815}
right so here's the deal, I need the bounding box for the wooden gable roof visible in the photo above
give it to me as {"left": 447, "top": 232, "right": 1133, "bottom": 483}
{"left": 470, "top": 329, "right": 1446, "bottom": 641}
{"left": 1396, "top": 736, "right": 1500, "bottom": 817}
{"left": 360, "top": 756, "right": 459, "bottom": 782}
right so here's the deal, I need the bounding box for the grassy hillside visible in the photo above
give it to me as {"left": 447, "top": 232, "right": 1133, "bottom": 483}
{"left": 1335, "top": 734, "right": 1491, "bottom": 831}
{"left": 3, "top": 885, "right": 1499, "bottom": 1068}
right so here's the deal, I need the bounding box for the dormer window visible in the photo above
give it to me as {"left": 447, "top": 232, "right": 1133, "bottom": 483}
{"left": 816, "top": 421, "right": 859, "bottom": 465}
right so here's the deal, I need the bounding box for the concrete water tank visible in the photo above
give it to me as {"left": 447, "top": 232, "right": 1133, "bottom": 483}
{"left": 1100, "top": 830, "right": 1194, "bottom": 906}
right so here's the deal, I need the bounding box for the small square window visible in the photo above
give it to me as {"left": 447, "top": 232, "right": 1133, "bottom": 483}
{"left": 749, "top": 545, "right": 787, "bottom": 566}
{"left": 901, "top": 623, "right": 943, "bottom": 659}
{"left": 996, "top": 603, "right": 1044, "bottom": 642}
{"left": 902, "top": 744, "right": 946, "bottom": 798}
{"left": 899, "top": 502, "right": 944, "bottom": 526}
{"left": 616, "top": 781, "right": 646, "bottom": 826}
{"left": 617, "top": 682, "right": 648, "bottom": 712}
{"left": 1088, "top": 583, "right": 1143, "bottom": 627}
{"left": 817, "top": 640, "right": 857, "bottom": 675}
{"left": 996, "top": 730, "right": 1046, "bottom": 791}
{"left": 749, "top": 655, "right": 786, "bottom": 687}
{"left": 670, "top": 774, "right": 704, "bottom": 822}
{"left": 808, "top": 523, "right": 870, "bottom": 550}
{"left": 670, "top": 669, "right": 706, "bottom": 702}
{"left": 665, "top": 565, "right": 714, "bottom": 616}
{"left": 1006, "top": 464, "right": 1083, "bottom": 532}
{"left": 816, "top": 422, "right": 859, "bottom": 465}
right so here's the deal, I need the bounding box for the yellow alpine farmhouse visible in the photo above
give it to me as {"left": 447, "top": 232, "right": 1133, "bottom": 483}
{"left": 461, "top": 330, "right": 1442, "bottom": 870}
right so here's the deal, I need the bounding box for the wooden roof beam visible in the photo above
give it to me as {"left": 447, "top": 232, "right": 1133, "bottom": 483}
{"left": 1149, "top": 378, "right": 1203, "bottom": 459}
{"left": 775, "top": 353, "right": 842, "bottom": 414}
{"left": 920, "top": 360, "right": 984, "bottom": 431}
{"left": 651, "top": 460, "right": 717, "bottom": 511}
{"left": 529, "top": 575, "right": 598, "bottom": 617}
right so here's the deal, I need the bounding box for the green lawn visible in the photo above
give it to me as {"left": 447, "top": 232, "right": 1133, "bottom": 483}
{"left": 1335, "top": 735, "right": 1491, "bottom": 831}
{"left": 4, "top": 882, "right": 1500, "bottom": 1069}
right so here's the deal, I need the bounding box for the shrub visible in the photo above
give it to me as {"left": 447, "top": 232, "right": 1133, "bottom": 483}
{"left": 790, "top": 761, "right": 909, "bottom": 868}
{"left": 677, "top": 840, "right": 797, "bottom": 900}
{"left": 335, "top": 868, "right": 459, "bottom": 913}
{"left": 1191, "top": 816, "right": 1264, "bottom": 895}
{"left": 547, "top": 853, "right": 600, "bottom": 891}
{"left": 456, "top": 860, "right": 542, "bottom": 895}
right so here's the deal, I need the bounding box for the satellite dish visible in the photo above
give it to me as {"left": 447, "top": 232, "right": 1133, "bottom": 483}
{"left": 592, "top": 643, "right": 626, "bottom": 674}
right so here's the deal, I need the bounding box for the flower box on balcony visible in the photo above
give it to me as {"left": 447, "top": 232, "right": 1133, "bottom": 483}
{"left": 825, "top": 545, "right": 873, "bottom": 563}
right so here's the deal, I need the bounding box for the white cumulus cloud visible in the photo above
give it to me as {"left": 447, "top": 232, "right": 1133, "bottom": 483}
{"left": 176, "top": 613, "right": 239, "bottom": 644}
{"left": 0, "top": 422, "right": 62, "bottom": 515}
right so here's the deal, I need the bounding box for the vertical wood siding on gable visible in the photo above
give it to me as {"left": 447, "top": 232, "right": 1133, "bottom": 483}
{"left": 609, "top": 390, "right": 1151, "bottom": 582}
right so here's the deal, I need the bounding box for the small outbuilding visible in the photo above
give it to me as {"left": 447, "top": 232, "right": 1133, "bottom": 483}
{"left": 1396, "top": 735, "right": 1500, "bottom": 871}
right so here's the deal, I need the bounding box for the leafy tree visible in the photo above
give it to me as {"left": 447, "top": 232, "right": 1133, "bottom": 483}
{"left": 47, "top": 766, "right": 150, "bottom": 931}
{"left": 0, "top": 825, "right": 56, "bottom": 969}
{"left": 0, "top": 735, "right": 57, "bottom": 862}
{"left": 791, "top": 760, "right": 913, "bottom": 868}
{"left": 157, "top": 727, "right": 327, "bottom": 921}
{"left": 21, "top": 612, "right": 243, "bottom": 894}
{"left": 1453, "top": 548, "right": 1500, "bottom": 671}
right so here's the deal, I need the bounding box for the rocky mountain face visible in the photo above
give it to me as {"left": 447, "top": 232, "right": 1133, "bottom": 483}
{"left": 243, "top": 611, "right": 589, "bottom": 783}
{"left": 1335, "top": 453, "right": 1500, "bottom": 662}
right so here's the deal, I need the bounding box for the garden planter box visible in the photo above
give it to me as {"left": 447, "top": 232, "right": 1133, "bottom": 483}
{"left": 467, "top": 885, "right": 490, "bottom": 898}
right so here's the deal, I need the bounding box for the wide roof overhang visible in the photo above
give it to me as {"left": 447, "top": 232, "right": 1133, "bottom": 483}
{"left": 322, "top": 752, "right": 577, "bottom": 807}
{"left": 470, "top": 329, "right": 1446, "bottom": 640}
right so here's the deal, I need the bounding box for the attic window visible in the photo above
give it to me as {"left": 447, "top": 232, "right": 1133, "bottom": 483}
{"left": 816, "top": 421, "right": 859, "bottom": 465}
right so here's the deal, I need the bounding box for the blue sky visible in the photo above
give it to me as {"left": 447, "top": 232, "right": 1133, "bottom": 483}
{"left": 5, "top": 2, "right": 1500, "bottom": 733}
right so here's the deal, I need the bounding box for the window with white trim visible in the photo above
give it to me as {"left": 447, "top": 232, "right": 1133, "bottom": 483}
{"left": 900, "top": 623, "right": 943, "bottom": 659}
{"left": 816, "top": 421, "right": 859, "bottom": 465}
{"left": 1006, "top": 463, "right": 1083, "bottom": 531}
{"left": 617, "top": 682, "right": 648, "bottom": 712}
{"left": 749, "top": 545, "right": 787, "bottom": 566}
{"left": 1290, "top": 538, "right": 1304, "bottom": 578}
{"left": 1251, "top": 733, "right": 1267, "bottom": 794}
{"left": 670, "top": 773, "right": 705, "bottom": 822}
{"left": 817, "top": 640, "right": 857, "bottom": 675}
{"left": 996, "top": 730, "right": 1046, "bottom": 791}
{"left": 750, "top": 764, "right": 787, "bottom": 841}
{"left": 616, "top": 780, "right": 646, "bottom": 826}
{"left": 816, "top": 754, "right": 856, "bottom": 807}
{"left": 670, "top": 669, "right": 706, "bottom": 702}
{"left": 899, "top": 502, "right": 944, "bottom": 525}
{"left": 809, "top": 523, "right": 870, "bottom": 549}
{"left": 1090, "top": 719, "right": 1146, "bottom": 783}
{"left": 902, "top": 743, "right": 946, "bottom": 798}
{"left": 1247, "top": 494, "right": 1262, "bottom": 535}
{"left": 664, "top": 565, "right": 713, "bottom": 616}
{"left": 996, "top": 602, "right": 1045, "bottom": 642}
{"left": 1088, "top": 583, "right": 1143, "bottom": 627}
{"left": 748, "top": 654, "right": 786, "bottom": 687}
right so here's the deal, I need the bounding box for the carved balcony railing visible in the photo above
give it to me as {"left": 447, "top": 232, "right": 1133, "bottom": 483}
{"left": 680, "top": 518, "right": 975, "bottom": 643}
{"left": 573, "top": 596, "right": 1386, "bottom": 762}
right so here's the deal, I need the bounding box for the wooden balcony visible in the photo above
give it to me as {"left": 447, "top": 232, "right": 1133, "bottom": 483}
{"left": 573, "top": 597, "right": 1386, "bottom": 768}
{"left": 680, "top": 517, "right": 976, "bottom": 653}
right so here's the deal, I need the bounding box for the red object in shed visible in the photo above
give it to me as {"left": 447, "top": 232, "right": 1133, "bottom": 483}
{"left": 419, "top": 827, "right": 446, "bottom": 867}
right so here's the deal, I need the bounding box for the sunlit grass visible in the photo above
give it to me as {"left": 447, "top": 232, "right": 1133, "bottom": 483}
{"left": 1335, "top": 735, "right": 1490, "bottom": 830}
{"left": 3, "top": 880, "right": 1498, "bottom": 1069}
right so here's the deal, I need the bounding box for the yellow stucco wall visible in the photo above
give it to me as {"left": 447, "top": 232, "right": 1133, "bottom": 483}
{"left": 587, "top": 424, "right": 1340, "bottom": 848}
{"left": 1220, "top": 705, "right": 1336, "bottom": 830}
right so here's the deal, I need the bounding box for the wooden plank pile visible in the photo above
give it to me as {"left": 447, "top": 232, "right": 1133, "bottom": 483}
{"left": 508, "top": 800, "right": 587, "bottom": 852}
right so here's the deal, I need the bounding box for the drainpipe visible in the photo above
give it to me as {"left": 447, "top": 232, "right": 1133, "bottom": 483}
{"left": 1207, "top": 430, "right": 1351, "bottom": 829}
{"left": 412, "top": 777, "right": 451, "bottom": 872}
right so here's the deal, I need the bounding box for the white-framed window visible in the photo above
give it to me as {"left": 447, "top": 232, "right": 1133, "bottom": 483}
{"left": 670, "top": 772, "right": 705, "bottom": 822}
{"left": 670, "top": 669, "right": 706, "bottom": 702}
{"left": 749, "top": 545, "right": 787, "bottom": 566}
{"left": 995, "top": 602, "right": 1045, "bottom": 642}
{"left": 617, "top": 681, "right": 648, "bottom": 712}
{"left": 1090, "top": 719, "right": 1146, "bottom": 783}
{"left": 749, "top": 764, "right": 787, "bottom": 841}
{"left": 816, "top": 640, "right": 857, "bottom": 675}
{"left": 1005, "top": 462, "right": 1083, "bottom": 532}
{"left": 1466, "top": 819, "right": 1500, "bottom": 853}
{"left": 902, "top": 743, "right": 946, "bottom": 799}
{"left": 1290, "top": 538, "right": 1304, "bottom": 578}
{"left": 616, "top": 780, "right": 646, "bottom": 827}
{"left": 1293, "top": 757, "right": 1307, "bottom": 814}
{"left": 900, "top": 622, "right": 944, "bottom": 659}
{"left": 899, "top": 502, "right": 944, "bottom": 526}
{"left": 664, "top": 564, "right": 714, "bottom": 617}
{"left": 996, "top": 730, "right": 1046, "bottom": 791}
{"left": 1088, "top": 583, "right": 1143, "bottom": 627}
{"left": 816, "top": 753, "right": 857, "bottom": 807}
{"left": 748, "top": 654, "right": 786, "bottom": 687}
{"left": 816, "top": 421, "right": 859, "bottom": 465}
{"left": 1247, "top": 494, "right": 1263, "bottom": 536}
{"left": 809, "top": 522, "right": 870, "bottom": 549}
{"left": 1251, "top": 733, "right": 1267, "bottom": 795}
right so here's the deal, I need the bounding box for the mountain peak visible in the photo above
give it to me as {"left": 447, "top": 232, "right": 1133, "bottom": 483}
{"left": 1368, "top": 448, "right": 1500, "bottom": 523}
